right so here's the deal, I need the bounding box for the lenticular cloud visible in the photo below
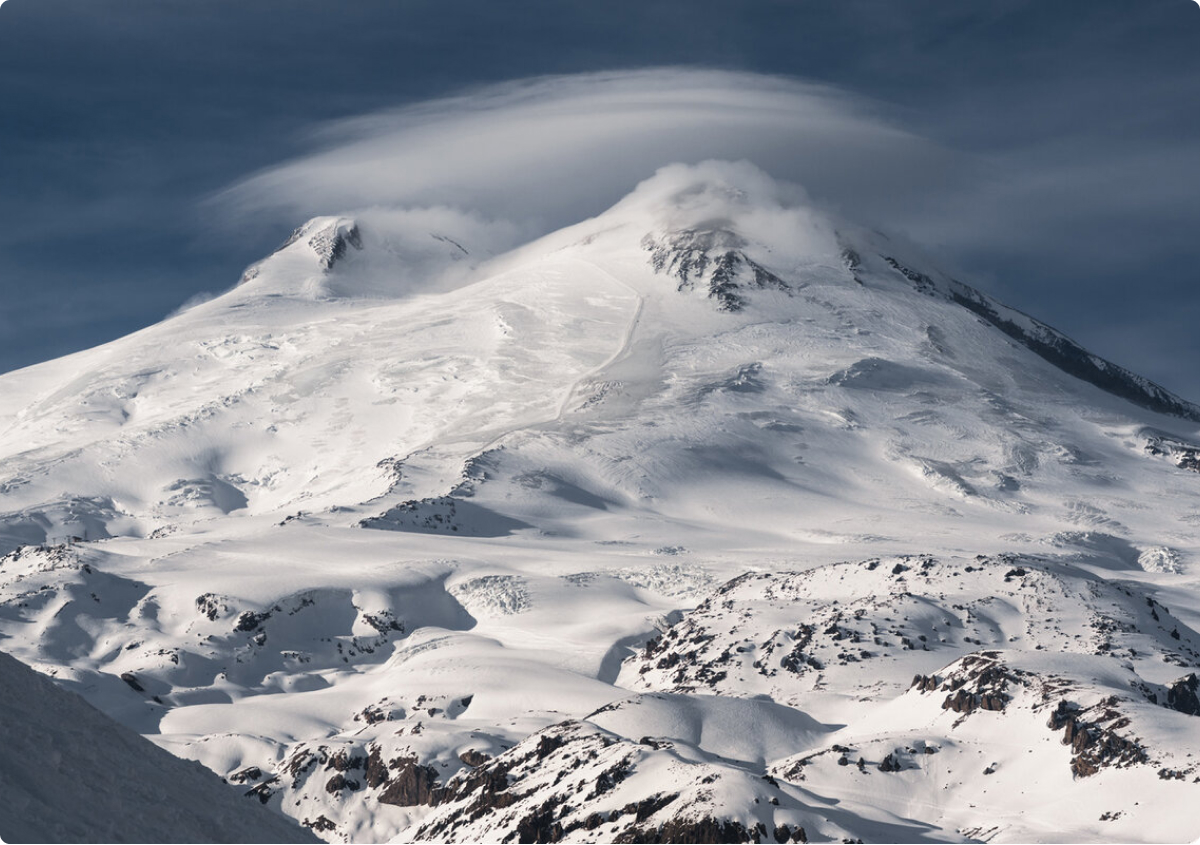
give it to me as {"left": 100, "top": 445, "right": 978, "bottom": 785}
{"left": 219, "top": 68, "right": 971, "bottom": 240}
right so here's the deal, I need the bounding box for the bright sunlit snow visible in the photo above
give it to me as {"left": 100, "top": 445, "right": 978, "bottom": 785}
{"left": 3, "top": 162, "right": 1200, "bottom": 843}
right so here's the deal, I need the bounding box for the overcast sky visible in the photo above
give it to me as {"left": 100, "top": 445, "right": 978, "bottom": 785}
{"left": 2, "top": 0, "right": 1199, "bottom": 399}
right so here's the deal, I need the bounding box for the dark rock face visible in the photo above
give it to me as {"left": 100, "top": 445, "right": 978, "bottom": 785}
{"left": 235, "top": 610, "right": 271, "bottom": 633}
{"left": 326, "top": 750, "right": 365, "bottom": 772}
{"left": 942, "top": 688, "right": 1008, "bottom": 714}
{"left": 324, "top": 773, "right": 360, "bottom": 794}
{"left": 883, "top": 257, "right": 936, "bottom": 296}
{"left": 246, "top": 777, "right": 281, "bottom": 804}
{"left": 302, "top": 815, "right": 336, "bottom": 833}
{"left": 919, "top": 653, "right": 1015, "bottom": 717}
{"left": 357, "top": 705, "right": 388, "bottom": 725}
{"left": 413, "top": 745, "right": 531, "bottom": 839}
{"left": 119, "top": 671, "right": 144, "bottom": 692}
{"left": 195, "top": 593, "right": 226, "bottom": 621}
{"left": 877, "top": 752, "right": 902, "bottom": 773}
{"left": 643, "top": 229, "right": 789, "bottom": 312}
{"left": 614, "top": 817, "right": 773, "bottom": 844}
{"left": 1165, "top": 673, "right": 1200, "bottom": 716}
{"left": 458, "top": 749, "right": 491, "bottom": 767}
{"left": 229, "top": 766, "right": 262, "bottom": 784}
{"left": 364, "top": 747, "right": 390, "bottom": 789}
{"left": 911, "top": 674, "right": 940, "bottom": 693}
{"left": 621, "top": 794, "right": 681, "bottom": 824}
{"left": 1047, "top": 699, "right": 1149, "bottom": 778}
{"left": 376, "top": 756, "right": 443, "bottom": 807}
{"left": 774, "top": 823, "right": 806, "bottom": 843}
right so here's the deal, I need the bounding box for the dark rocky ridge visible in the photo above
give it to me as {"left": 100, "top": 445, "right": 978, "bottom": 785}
{"left": 882, "top": 255, "right": 1200, "bottom": 423}
{"left": 643, "top": 229, "right": 789, "bottom": 312}
{"left": 412, "top": 721, "right": 820, "bottom": 843}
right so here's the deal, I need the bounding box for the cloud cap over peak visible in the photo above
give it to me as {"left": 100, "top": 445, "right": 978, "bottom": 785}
{"left": 218, "top": 68, "right": 970, "bottom": 241}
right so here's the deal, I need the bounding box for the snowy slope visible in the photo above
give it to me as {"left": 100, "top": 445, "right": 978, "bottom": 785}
{"left": 0, "top": 648, "right": 316, "bottom": 843}
{"left": 2, "top": 161, "right": 1200, "bottom": 842}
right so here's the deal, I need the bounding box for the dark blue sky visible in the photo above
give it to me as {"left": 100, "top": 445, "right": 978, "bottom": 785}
{"left": 2, "top": 0, "right": 1199, "bottom": 399}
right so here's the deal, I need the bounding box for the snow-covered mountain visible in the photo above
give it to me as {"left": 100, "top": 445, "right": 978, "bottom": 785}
{"left": 3, "top": 160, "right": 1200, "bottom": 842}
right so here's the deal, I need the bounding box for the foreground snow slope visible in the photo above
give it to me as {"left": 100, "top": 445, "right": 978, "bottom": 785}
{"left": 2, "top": 161, "right": 1200, "bottom": 842}
{"left": 0, "top": 649, "right": 316, "bottom": 843}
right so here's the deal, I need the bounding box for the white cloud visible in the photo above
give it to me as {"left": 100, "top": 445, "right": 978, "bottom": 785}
{"left": 216, "top": 68, "right": 975, "bottom": 246}
{"left": 214, "top": 66, "right": 1197, "bottom": 300}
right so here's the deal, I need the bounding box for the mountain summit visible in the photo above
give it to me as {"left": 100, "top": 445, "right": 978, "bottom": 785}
{"left": 2, "top": 162, "right": 1199, "bottom": 842}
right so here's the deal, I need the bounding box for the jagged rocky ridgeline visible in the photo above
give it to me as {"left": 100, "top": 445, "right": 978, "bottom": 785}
{"left": 148, "top": 556, "right": 1200, "bottom": 842}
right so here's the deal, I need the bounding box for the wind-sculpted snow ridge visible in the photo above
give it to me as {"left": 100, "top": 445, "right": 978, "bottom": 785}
{"left": 3, "top": 161, "right": 1200, "bottom": 841}
{"left": 878, "top": 252, "right": 1200, "bottom": 423}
